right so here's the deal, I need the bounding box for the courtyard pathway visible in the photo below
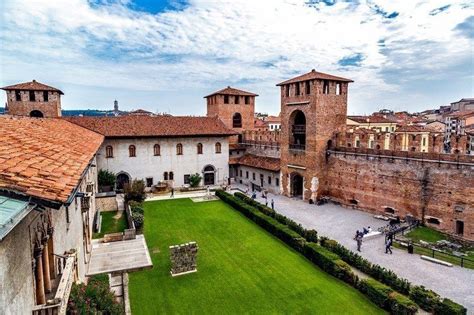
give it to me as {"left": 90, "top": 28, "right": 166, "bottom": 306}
{"left": 233, "top": 188, "right": 474, "bottom": 311}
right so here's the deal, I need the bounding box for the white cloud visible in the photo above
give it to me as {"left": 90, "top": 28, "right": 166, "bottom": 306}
{"left": 0, "top": 0, "right": 472, "bottom": 114}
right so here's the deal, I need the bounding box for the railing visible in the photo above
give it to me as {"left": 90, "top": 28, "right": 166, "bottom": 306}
{"left": 32, "top": 254, "right": 76, "bottom": 315}
{"left": 291, "top": 125, "right": 306, "bottom": 134}
{"left": 289, "top": 144, "right": 306, "bottom": 151}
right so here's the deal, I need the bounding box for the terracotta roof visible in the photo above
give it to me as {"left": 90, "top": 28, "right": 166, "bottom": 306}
{"left": 266, "top": 115, "right": 281, "bottom": 123}
{"left": 204, "top": 86, "right": 258, "bottom": 98}
{"left": 395, "top": 125, "right": 431, "bottom": 133}
{"left": 254, "top": 119, "right": 267, "bottom": 128}
{"left": 1, "top": 80, "right": 64, "bottom": 95}
{"left": 347, "top": 116, "right": 396, "bottom": 124}
{"left": 65, "top": 115, "right": 236, "bottom": 138}
{"left": 0, "top": 116, "right": 103, "bottom": 204}
{"left": 230, "top": 154, "right": 280, "bottom": 172}
{"left": 446, "top": 110, "right": 474, "bottom": 118}
{"left": 277, "top": 69, "right": 353, "bottom": 86}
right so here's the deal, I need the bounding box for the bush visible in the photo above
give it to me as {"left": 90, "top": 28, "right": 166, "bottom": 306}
{"left": 389, "top": 292, "right": 418, "bottom": 315}
{"left": 409, "top": 285, "right": 440, "bottom": 312}
{"left": 128, "top": 200, "right": 144, "bottom": 214}
{"left": 305, "top": 229, "right": 318, "bottom": 243}
{"left": 68, "top": 274, "right": 123, "bottom": 315}
{"left": 98, "top": 169, "right": 116, "bottom": 187}
{"left": 124, "top": 179, "right": 146, "bottom": 202}
{"left": 132, "top": 212, "right": 144, "bottom": 230}
{"left": 358, "top": 278, "right": 393, "bottom": 309}
{"left": 434, "top": 298, "right": 467, "bottom": 315}
{"left": 189, "top": 173, "right": 202, "bottom": 187}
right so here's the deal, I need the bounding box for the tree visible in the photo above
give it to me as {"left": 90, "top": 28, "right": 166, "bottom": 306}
{"left": 98, "top": 169, "right": 115, "bottom": 188}
{"left": 124, "top": 179, "right": 146, "bottom": 202}
{"left": 189, "top": 173, "right": 202, "bottom": 187}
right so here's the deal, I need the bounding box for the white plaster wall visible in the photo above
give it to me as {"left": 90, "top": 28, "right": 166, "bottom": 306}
{"left": 97, "top": 137, "right": 230, "bottom": 187}
{"left": 234, "top": 165, "right": 281, "bottom": 194}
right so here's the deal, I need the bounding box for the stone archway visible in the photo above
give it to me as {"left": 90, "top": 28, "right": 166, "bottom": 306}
{"left": 203, "top": 165, "right": 215, "bottom": 186}
{"left": 30, "top": 110, "right": 44, "bottom": 118}
{"left": 116, "top": 172, "right": 131, "bottom": 190}
{"left": 290, "top": 172, "right": 304, "bottom": 198}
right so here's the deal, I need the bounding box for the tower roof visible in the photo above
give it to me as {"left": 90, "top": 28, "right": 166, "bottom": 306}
{"left": 276, "top": 69, "right": 353, "bottom": 86}
{"left": 1, "top": 80, "right": 64, "bottom": 95}
{"left": 204, "top": 86, "right": 258, "bottom": 98}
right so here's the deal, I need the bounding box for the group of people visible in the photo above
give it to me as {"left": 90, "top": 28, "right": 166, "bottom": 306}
{"left": 246, "top": 188, "right": 275, "bottom": 210}
{"left": 354, "top": 226, "right": 393, "bottom": 254}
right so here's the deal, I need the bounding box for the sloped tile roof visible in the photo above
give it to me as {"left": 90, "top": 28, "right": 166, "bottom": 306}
{"left": 65, "top": 115, "right": 236, "bottom": 138}
{"left": 229, "top": 154, "right": 280, "bottom": 172}
{"left": 277, "top": 69, "right": 353, "bottom": 86}
{"left": 0, "top": 116, "right": 103, "bottom": 203}
{"left": 1, "top": 80, "right": 64, "bottom": 95}
{"left": 204, "top": 86, "right": 258, "bottom": 98}
{"left": 348, "top": 115, "right": 396, "bottom": 124}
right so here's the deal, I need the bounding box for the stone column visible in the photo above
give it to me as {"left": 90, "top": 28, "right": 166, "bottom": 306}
{"left": 42, "top": 240, "right": 52, "bottom": 293}
{"left": 35, "top": 247, "right": 46, "bottom": 305}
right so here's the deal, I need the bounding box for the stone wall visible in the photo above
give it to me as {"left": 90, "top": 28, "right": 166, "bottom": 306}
{"left": 324, "top": 152, "right": 474, "bottom": 241}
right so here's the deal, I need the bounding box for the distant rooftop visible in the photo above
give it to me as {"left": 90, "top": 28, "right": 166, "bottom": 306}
{"left": 1, "top": 80, "right": 64, "bottom": 95}
{"left": 277, "top": 69, "right": 353, "bottom": 86}
{"left": 204, "top": 86, "right": 258, "bottom": 98}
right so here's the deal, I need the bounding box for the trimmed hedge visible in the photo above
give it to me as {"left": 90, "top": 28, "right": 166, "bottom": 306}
{"left": 434, "top": 298, "right": 467, "bottom": 315}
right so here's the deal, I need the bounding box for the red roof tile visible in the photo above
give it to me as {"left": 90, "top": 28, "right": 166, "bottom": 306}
{"left": 204, "top": 86, "right": 258, "bottom": 98}
{"left": 395, "top": 125, "right": 433, "bottom": 133}
{"left": 0, "top": 116, "right": 103, "bottom": 203}
{"left": 446, "top": 110, "right": 474, "bottom": 118}
{"left": 230, "top": 154, "right": 280, "bottom": 172}
{"left": 277, "top": 69, "right": 353, "bottom": 86}
{"left": 65, "top": 115, "right": 236, "bottom": 138}
{"left": 1, "top": 80, "right": 64, "bottom": 95}
{"left": 348, "top": 116, "right": 396, "bottom": 124}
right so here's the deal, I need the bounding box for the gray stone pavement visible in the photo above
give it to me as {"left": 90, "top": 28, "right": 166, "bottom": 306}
{"left": 232, "top": 188, "right": 474, "bottom": 312}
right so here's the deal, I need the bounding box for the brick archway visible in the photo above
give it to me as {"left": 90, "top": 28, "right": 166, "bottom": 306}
{"left": 30, "top": 110, "right": 44, "bottom": 118}
{"left": 290, "top": 172, "right": 304, "bottom": 198}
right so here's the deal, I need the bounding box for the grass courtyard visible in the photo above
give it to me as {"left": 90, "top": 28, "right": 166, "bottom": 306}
{"left": 128, "top": 198, "right": 384, "bottom": 314}
{"left": 92, "top": 211, "right": 127, "bottom": 239}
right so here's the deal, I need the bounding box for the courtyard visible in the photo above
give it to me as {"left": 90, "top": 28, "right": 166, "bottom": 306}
{"left": 128, "top": 198, "right": 384, "bottom": 314}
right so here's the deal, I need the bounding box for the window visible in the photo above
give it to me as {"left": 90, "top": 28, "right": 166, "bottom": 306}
{"left": 224, "top": 95, "right": 229, "bottom": 104}
{"left": 15, "top": 90, "right": 21, "bottom": 101}
{"left": 153, "top": 144, "right": 160, "bottom": 156}
{"left": 105, "top": 145, "right": 113, "bottom": 158}
{"left": 422, "top": 138, "right": 426, "bottom": 146}
{"left": 235, "top": 96, "right": 239, "bottom": 104}
{"left": 239, "top": 170, "right": 242, "bottom": 177}
{"left": 336, "top": 83, "right": 341, "bottom": 95}
{"left": 197, "top": 143, "right": 203, "bottom": 154}
{"left": 245, "top": 96, "right": 250, "bottom": 104}
{"left": 384, "top": 207, "right": 395, "bottom": 214}
{"left": 456, "top": 220, "right": 464, "bottom": 235}
{"left": 184, "top": 174, "right": 190, "bottom": 184}
{"left": 169, "top": 172, "right": 174, "bottom": 180}
{"left": 285, "top": 85, "right": 290, "bottom": 97}
{"left": 29, "top": 90, "right": 36, "bottom": 101}
{"left": 252, "top": 172, "right": 256, "bottom": 180}
{"left": 268, "top": 176, "right": 272, "bottom": 185}
{"left": 232, "top": 113, "right": 242, "bottom": 128}
{"left": 246, "top": 171, "right": 249, "bottom": 179}
{"left": 146, "top": 177, "right": 153, "bottom": 187}
{"left": 323, "top": 80, "right": 329, "bottom": 94}
{"left": 215, "top": 142, "right": 222, "bottom": 153}
{"left": 427, "top": 217, "right": 440, "bottom": 225}
{"left": 176, "top": 143, "right": 183, "bottom": 155}
{"left": 43, "top": 91, "right": 48, "bottom": 102}
{"left": 305, "top": 81, "right": 310, "bottom": 94}
{"left": 129, "top": 145, "right": 136, "bottom": 157}
{"left": 355, "top": 140, "right": 361, "bottom": 148}
{"left": 164, "top": 172, "right": 169, "bottom": 180}
{"left": 295, "top": 83, "right": 300, "bottom": 96}
{"left": 275, "top": 178, "right": 279, "bottom": 186}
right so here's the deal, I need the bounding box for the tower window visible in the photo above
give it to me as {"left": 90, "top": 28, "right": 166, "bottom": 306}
{"left": 43, "top": 91, "right": 49, "bottom": 102}
{"left": 154, "top": 144, "right": 160, "bottom": 156}
{"left": 129, "top": 145, "right": 136, "bottom": 157}
{"left": 177, "top": 143, "right": 183, "bottom": 155}
{"left": 197, "top": 143, "right": 203, "bottom": 154}
{"left": 29, "top": 90, "right": 36, "bottom": 101}
{"left": 105, "top": 145, "right": 113, "bottom": 158}
{"left": 15, "top": 90, "right": 21, "bottom": 101}
{"left": 285, "top": 85, "right": 290, "bottom": 97}
{"left": 233, "top": 113, "right": 242, "bottom": 128}
{"left": 336, "top": 83, "right": 341, "bottom": 95}
{"left": 305, "top": 81, "right": 310, "bottom": 95}
{"left": 235, "top": 96, "right": 239, "bottom": 104}
{"left": 245, "top": 96, "right": 250, "bottom": 104}
{"left": 295, "top": 83, "right": 300, "bottom": 96}
{"left": 215, "top": 142, "right": 222, "bottom": 154}
{"left": 224, "top": 95, "right": 229, "bottom": 104}
{"left": 323, "top": 81, "right": 329, "bottom": 94}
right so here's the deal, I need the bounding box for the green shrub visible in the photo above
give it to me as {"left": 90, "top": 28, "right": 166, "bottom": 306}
{"left": 304, "top": 229, "right": 318, "bottom": 243}
{"left": 358, "top": 279, "right": 393, "bottom": 309}
{"left": 434, "top": 298, "right": 467, "bottom": 315}
{"left": 132, "top": 212, "right": 144, "bottom": 230}
{"left": 189, "top": 173, "right": 202, "bottom": 187}
{"left": 389, "top": 292, "right": 418, "bottom": 315}
{"left": 124, "top": 179, "right": 146, "bottom": 202}
{"left": 409, "top": 285, "right": 440, "bottom": 312}
{"left": 98, "top": 169, "right": 116, "bottom": 187}
{"left": 68, "top": 274, "right": 123, "bottom": 314}
{"left": 128, "top": 200, "right": 144, "bottom": 214}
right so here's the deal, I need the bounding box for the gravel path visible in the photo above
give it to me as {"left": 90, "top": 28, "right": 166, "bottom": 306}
{"left": 233, "top": 189, "right": 474, "bottom": 312}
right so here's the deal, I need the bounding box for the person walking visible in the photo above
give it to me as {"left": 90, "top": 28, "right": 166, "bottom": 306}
{"left": 356, "top": 234, "right": 363, "bottom": 252}
{"left": 170, "top": 187, "right": 174, "bottom": 198}
{"left": 265, "top": 200, "right": 268, "bottom": 207}
{"left": 385, "top": 237, "right": 393, "bottom": 254}
{"left": 271, "top": 199, "right": 274, "bottom": 210}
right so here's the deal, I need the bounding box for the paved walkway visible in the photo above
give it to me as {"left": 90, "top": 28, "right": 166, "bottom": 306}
{"left": 233, "top": 188, "right": 474, "bottom": 311}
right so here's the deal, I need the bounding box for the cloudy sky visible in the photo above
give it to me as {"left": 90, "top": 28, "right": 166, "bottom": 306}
{"left": 0, "top": 0, "right": 472, "bottom": 115}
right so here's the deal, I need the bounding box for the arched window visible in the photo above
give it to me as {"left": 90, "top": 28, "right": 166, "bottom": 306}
{"left": 29, "top": 110, "right": 44, "bottom": 118}
{"left": 233, "top": 113, "right": 242, "bottom": 128}
{"left": 129, "top": 145, "right": 136, "bottom": 157}
{"left": 169, "top": 172, "right": 174, "bottom": 180}
{"left": 106, "top": 145, "right": 113, "bottom": 158}
{"left": 154, "top": 144, "right": 160, "bottom": 156}
{"left": 197, "top": 143, "right": 203, "bottom": 154}
{"left": 289, "top": 110, "right": 306, "bottom": 151}
{"left": 215, "top": 142, "right": 222, "bottom": 154}
{"left": 176, "top": 143, "right": 183, "bottom": 155}
{"left": 164, "top": 172, "right": 168, "bottom": 180}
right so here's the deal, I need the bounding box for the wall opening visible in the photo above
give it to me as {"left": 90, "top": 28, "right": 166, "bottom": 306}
{"left": 289, "top": 110, "right": 306, "bottom": 150}
{"left": 30, "top": 110, "right": 44, "bottom": 118}
{"left": 456, "top": 220, "right": 464, "bottom": 235}
{"left": 426, "top": 217, "right": 440, "bottom": 225}
{"left": 233, "top": 113, "right": 242, "bottom": 128}
{"left": 290, "top": 172, "right": 303, "bottom": 198}
{"left": 384, "top": 207, "right": 395, "bottom": 214}
{"left": 349, "top": 199, "right": 358, "bottom": 205}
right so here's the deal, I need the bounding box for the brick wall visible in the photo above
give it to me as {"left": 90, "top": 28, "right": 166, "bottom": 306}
{"left": 6, "top": 90, "right": 61, "bottom": 118}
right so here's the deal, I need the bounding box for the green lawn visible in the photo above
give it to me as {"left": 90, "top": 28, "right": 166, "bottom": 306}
{"left": 129, "top": 199, "right": 384, "bottom": 314}
{"left": 93, "top": 211, "right": 127, "bottom": 239}
{"left": 405, "top": 226, "right": 447, "bottom": 243}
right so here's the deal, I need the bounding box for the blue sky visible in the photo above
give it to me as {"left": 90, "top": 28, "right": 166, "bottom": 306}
{"left": 0, "top": 0, "right": 473, "bottom": 115}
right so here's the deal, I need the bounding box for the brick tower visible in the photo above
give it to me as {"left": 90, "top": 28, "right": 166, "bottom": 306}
{"left": 1, "top": 80, "right": 63, "bottom": 118}
{"left": 205, "top": 86, "right": 258, "bottom": 143}
{"left": 277, "top": 69, "right": 353, "bottom": 201}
